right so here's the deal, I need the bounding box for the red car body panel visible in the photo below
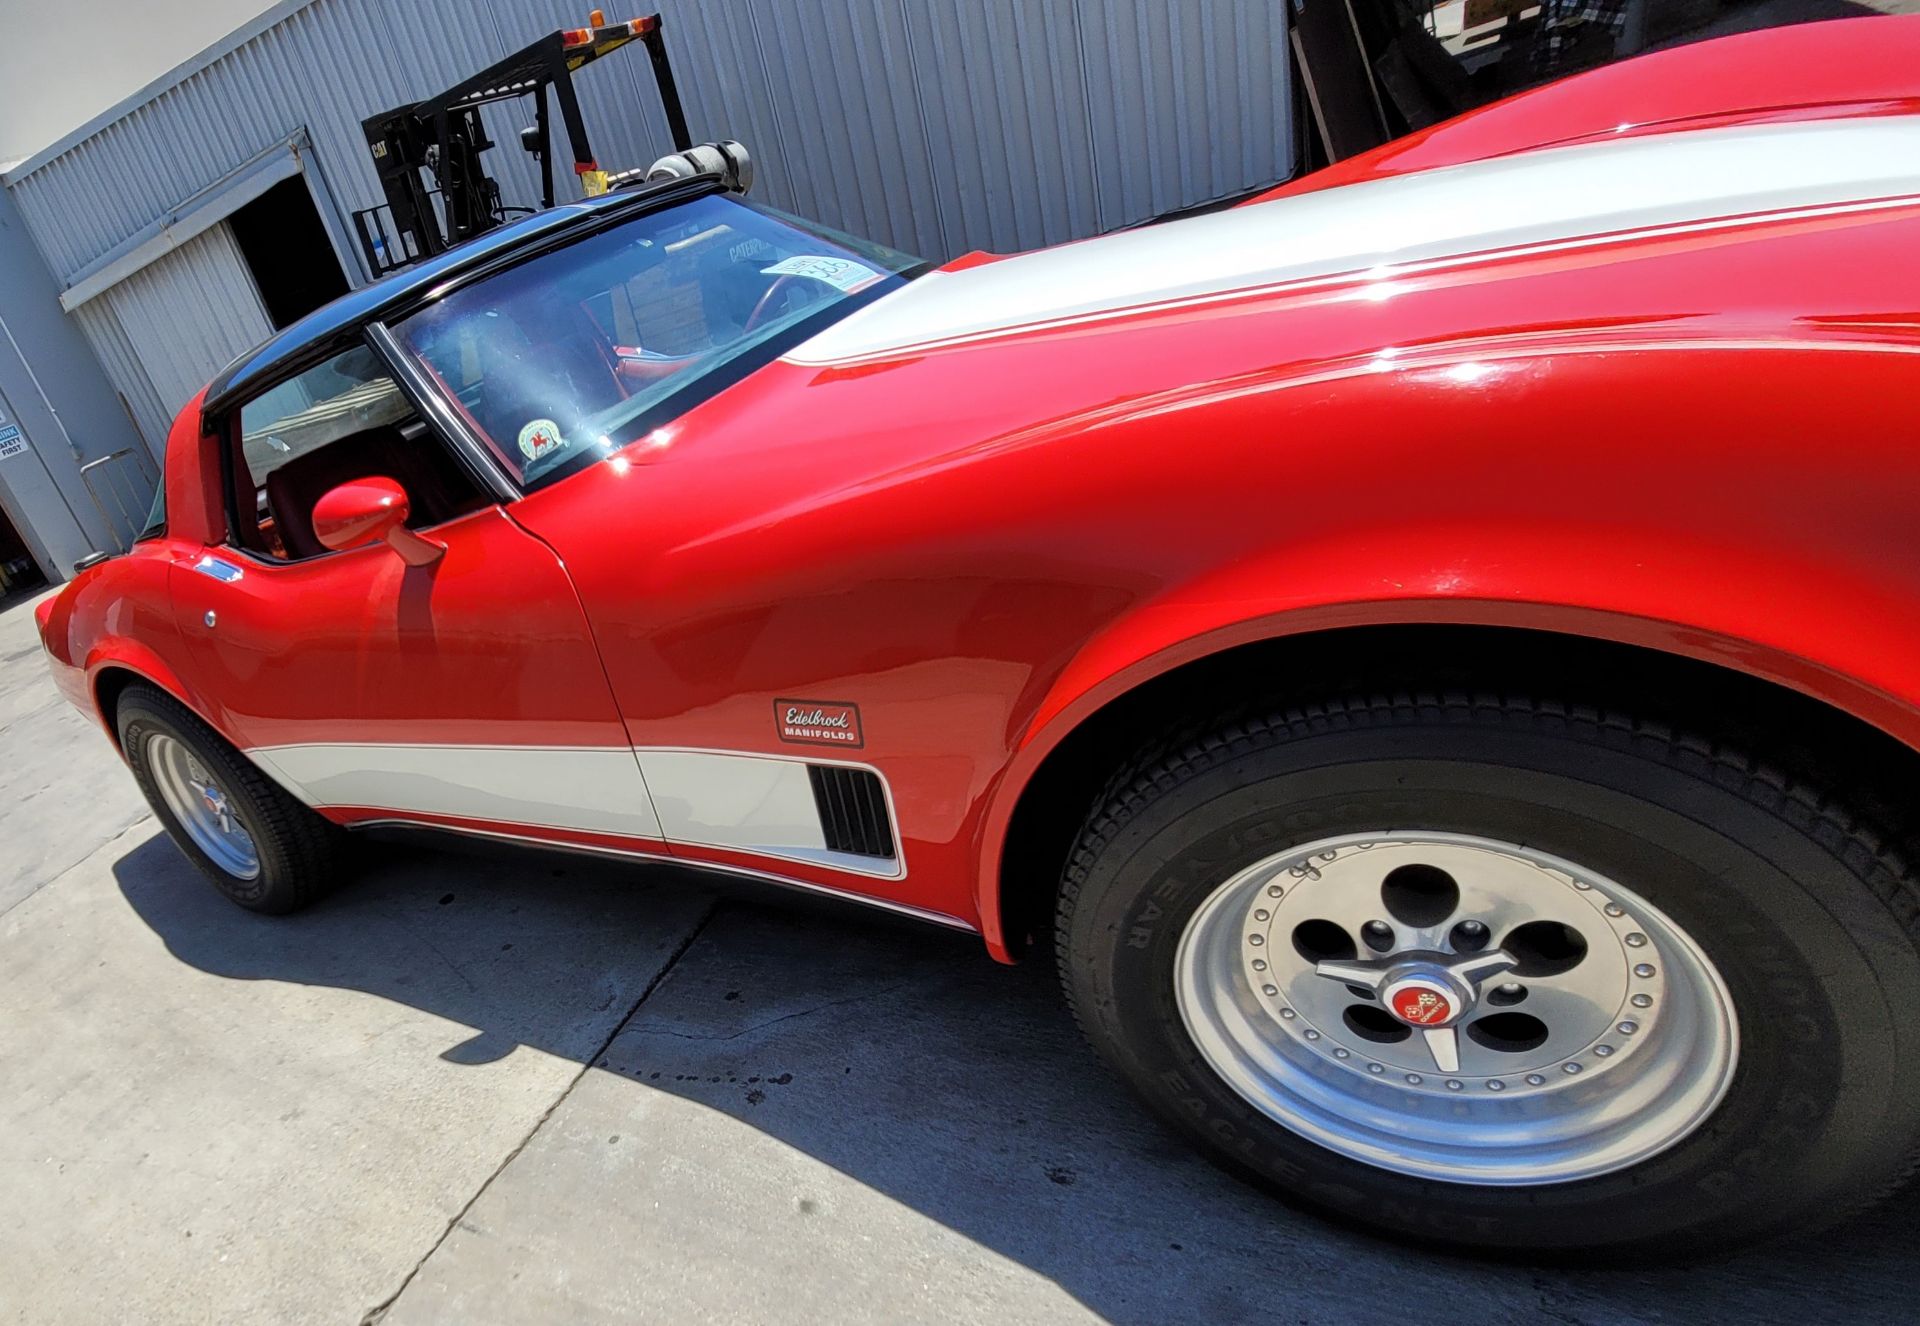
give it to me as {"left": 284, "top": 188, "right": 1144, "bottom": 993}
{"left": 39, "top": 18, "right": 1920, "bottom": 960}
{"left": 511, "top": 193, "right": 1920, "bottom": 950}
{"left": 164, "top": 504, "right": 628, "bottom": 752}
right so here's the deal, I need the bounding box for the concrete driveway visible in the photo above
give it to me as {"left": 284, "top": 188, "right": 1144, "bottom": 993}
{"left": 1, "top": 585, "right": 1913, "bottom": 1325}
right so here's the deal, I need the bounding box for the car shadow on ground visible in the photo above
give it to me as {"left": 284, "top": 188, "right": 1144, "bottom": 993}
{"left": 113, "top": 831, "right": 1916, "bottom": 1323}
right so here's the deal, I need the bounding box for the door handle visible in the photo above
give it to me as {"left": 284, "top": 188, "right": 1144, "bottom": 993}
{"left": 191, "top": 554, "right": 245, "bottom": 583}
{"left": 187, "top": 554, "right": 240, "bottom": 629}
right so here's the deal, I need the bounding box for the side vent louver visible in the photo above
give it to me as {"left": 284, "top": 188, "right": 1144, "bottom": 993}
{"left": 807, "top": 765, "right": 897, "bottom": 860}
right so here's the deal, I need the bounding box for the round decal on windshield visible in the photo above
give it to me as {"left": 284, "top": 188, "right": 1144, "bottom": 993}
{"left": 518, "top": 418, "right": 564, "bottom": 462}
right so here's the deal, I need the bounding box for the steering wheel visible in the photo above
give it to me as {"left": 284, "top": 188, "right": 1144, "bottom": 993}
{"left": 744, "top": 273, "right": 835, "bottom": 333}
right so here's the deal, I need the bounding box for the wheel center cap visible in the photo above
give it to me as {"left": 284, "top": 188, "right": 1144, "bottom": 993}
{"left": 1381, "top": 970, "right": 1472, "bottom": 1027}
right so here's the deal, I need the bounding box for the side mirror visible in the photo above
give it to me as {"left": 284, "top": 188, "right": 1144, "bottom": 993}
{"left": 311, "top": 476, "right": 443, "bottom": 567}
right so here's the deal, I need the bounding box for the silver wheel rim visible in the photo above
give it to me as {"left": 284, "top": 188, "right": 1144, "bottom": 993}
{"left": 1173, "top": 831, "right": 1738, "bottom": 1185}
{"left": 147, "top": 733, "right": 261, "bottom": 880}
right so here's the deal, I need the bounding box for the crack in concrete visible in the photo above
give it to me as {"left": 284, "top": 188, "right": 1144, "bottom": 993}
{"left": 0, "top": 815, "right": 155, "bottom": 926}
{"left": 358, "top": 899, "right": 718, "bottom": 1325}
{"left": 644, "top": 980, "right": 914, "bottom": 1042}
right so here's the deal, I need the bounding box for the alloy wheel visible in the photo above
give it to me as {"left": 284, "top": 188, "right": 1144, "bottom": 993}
{"left": 147, "top": 731, "right": 262, "bottom": 880}
{"left": 1173, "top": 831, "right": 1738, "bottom": 1184}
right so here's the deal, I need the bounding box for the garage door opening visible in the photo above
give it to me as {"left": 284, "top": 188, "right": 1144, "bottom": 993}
{"left": 229, "top": 176, "right": 350, "bottom": 330}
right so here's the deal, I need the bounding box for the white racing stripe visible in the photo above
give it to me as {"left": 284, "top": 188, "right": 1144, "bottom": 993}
{"left": 247, "top": 742, "right": 904, "bottom": 878}
{"left": 250, "top": 743, "right": 665, "bottom": 840}
{"left": 786, "top": 116, "right": 1920, "bottom": 366}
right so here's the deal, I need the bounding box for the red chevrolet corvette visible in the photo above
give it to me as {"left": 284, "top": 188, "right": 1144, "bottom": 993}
{"left": 36, "top": 18, "right": 1920, "bottom": 1255}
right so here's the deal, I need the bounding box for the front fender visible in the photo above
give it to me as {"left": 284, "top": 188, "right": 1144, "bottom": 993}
{"left": 968, "top": 345, "right": 1920, "bottom": 960}
{"left": 970, "top": 558, "right": 1920, "bottom": 961}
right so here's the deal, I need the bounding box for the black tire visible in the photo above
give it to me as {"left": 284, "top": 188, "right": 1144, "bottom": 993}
{"left": 118, "top": 683, "right": 349, "bottom": 914}
{"left": 1056, "top": 691, "right": 1920, "bottom": 1258}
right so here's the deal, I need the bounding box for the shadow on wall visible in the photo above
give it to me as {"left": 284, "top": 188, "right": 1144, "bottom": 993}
{"left": 113, "top": 831, "right": 1917, "bottom": 1323}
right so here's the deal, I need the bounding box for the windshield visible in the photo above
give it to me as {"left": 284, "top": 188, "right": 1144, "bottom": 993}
{"left": 393, "top": 193, "right": 922, "bottom": 489}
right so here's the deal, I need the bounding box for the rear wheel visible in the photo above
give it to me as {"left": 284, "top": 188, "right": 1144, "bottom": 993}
{"left": 118, "top": 683, "right": 348, "bottom": 913}
{"left": 1056, "top": 692, "right": 1920, "bottom": 1256}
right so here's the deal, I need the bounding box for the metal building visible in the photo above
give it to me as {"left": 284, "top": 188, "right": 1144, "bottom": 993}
{"left": 0, "top": 0, "right": 1294, "bottom": 587}
{"left": 0, "top": 184, "right": 156, "bottom": 590}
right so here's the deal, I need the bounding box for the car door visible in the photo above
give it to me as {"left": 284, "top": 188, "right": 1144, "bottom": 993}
{"left": 167, "top": 338, "right": 664, "bottom": 851}
{"left": 378, "top": 196, "right": 927, "bottom": 892}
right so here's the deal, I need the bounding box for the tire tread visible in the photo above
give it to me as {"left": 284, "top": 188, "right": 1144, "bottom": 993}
{"left": 1054, "top": 688, "right": 1920, "bottom": 1235}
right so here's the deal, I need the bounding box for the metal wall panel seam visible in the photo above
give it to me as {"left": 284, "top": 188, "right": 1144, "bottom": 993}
{"left": 1071, "top": 0, "right": 1110, "bottom": 234}
{"left": 894, "top": 0, "right": 955, "bottom": 257}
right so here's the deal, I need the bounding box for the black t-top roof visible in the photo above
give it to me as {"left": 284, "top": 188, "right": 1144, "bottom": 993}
{"left": 203, "top": 174, "right": 720, "bottom": 414}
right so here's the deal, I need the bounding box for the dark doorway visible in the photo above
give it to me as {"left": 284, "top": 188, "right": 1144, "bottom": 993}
{"left": 0, "top": 497, "right": 47, "bottom": 599}
{"left": 229, "top": 176, "right": 351, "bottom": 330}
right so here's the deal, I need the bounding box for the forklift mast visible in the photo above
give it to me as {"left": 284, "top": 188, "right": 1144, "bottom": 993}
{"left": 355, "top": 10, "right": 693, "bottom": 276}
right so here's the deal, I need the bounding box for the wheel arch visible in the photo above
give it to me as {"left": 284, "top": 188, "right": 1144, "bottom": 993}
{"left": 89, "top": 650, "right": 209, "bottom": 752}
{"left": 979, "top": 615, "right": 1920, "bottom": 962}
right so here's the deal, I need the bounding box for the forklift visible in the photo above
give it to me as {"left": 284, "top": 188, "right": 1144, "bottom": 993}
{"left": 353, "top": 10, "right": 745, "bottom": 276}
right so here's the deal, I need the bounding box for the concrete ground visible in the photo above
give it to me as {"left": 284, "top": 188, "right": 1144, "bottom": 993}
{"left": 1, "top": 584, "right": 1915, "bottom": 1326}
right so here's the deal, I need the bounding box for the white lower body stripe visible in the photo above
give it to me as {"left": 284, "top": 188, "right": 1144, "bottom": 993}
{"left": 250, "top": 743, "right": 664, "bottom": 840}
{"left": 634, "top": 748, "right": 904, "bottom": 879}
{"left": 246, "top": 742, "right": 904, "bottom": 879}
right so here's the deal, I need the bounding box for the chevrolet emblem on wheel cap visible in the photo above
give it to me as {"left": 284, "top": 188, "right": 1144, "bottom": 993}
{"left": 1390, "top": 986, "right": 1455, "bottom": 1026}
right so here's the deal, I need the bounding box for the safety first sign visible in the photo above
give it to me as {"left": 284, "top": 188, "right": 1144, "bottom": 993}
{"left": 0, "top": 425, "right": 27, "bottom": 460}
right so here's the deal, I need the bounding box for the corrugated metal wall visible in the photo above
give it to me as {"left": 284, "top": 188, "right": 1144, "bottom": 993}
{"left": 75, "top": 223, "right": 276, "bottom": 449}
{"left": 3, "top": 0, "right": 1292, "bottom": 443}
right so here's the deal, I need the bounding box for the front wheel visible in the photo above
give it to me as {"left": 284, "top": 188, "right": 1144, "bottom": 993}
{"left": 1056, "top": 692, "right": 1920, "bottom": 1257}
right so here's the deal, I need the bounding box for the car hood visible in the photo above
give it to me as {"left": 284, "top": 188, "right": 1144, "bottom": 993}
{"left": 784, "top": 114, "right": 1920, "bottom": 369}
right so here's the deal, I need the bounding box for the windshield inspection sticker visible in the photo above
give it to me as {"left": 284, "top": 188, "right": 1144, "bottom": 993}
{"left": 517, "top": 418, "right": 565, "bottom": 463}
{"left": 760, "top": 254, "right": 882, "bottom": 293}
